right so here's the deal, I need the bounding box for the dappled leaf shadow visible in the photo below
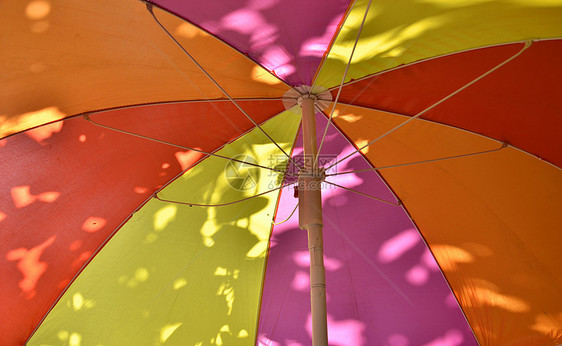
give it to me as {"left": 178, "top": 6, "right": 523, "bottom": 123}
{"left": 258, "top": 112, "right": 477, "bottom": 345}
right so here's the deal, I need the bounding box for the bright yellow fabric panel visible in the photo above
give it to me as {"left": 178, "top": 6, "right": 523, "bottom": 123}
{"left": 332, "top": 105, "right": 562, "bottom": 345}
{"left": 28, "top": 109, "right": 300, "bottom": 345}
{"left": 315, "top": 0, "right": 562, "bottom": 88}
{"left": 0, "top": 0, "right": 288, "bottom": 138}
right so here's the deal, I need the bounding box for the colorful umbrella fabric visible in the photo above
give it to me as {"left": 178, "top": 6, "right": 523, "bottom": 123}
{"left": 1, "top": 0, "right": 561, "bottom": 345}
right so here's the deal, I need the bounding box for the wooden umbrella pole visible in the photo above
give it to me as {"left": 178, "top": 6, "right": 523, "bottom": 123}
{"left": 298, "top": 95, "right": 328, "bottom": 346}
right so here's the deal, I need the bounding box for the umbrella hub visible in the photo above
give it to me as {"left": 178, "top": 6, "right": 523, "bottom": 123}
{"left": 282, "top": 85, "right": 332, "bottom": 111}
{"left": 297, "top": 92, "right": 318, "bottom": 104}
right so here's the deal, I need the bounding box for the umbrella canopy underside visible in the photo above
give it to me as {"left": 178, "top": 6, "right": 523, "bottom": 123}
{"left": 1, "top": 0, "right": 561, "bottom": 345}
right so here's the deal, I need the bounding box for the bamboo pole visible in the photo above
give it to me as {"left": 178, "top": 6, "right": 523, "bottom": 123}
{"left": 298, "top": 96, "right": 328, "bottom": 346}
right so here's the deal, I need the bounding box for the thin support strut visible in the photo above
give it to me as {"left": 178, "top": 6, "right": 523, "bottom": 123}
{"left": 327, "top": 142, "right": 507, "bottom": 176}
{"left": 315, "top": 0, "right": 373, "bottom": 168}
{"left": 84, "top": 115, "right": 293, "bottom": 177}
{"left": 324, "top": 181, "right": 400, "bottom": 206}
{"left": 325, "top": 41, "right": 532, "bottom": 170}
{"left": 154, "top": 183, "right": 294, "bottom": 207}
{"left": 145, "top": 3, "right": 302, "bottom": 170}
{"left": 273, "top": 201, "right": 299, "bottom": 225}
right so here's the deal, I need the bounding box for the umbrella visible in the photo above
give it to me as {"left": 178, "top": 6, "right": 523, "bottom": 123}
{"left": 1, "top": 0, "right": 561, "bottom": 345}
